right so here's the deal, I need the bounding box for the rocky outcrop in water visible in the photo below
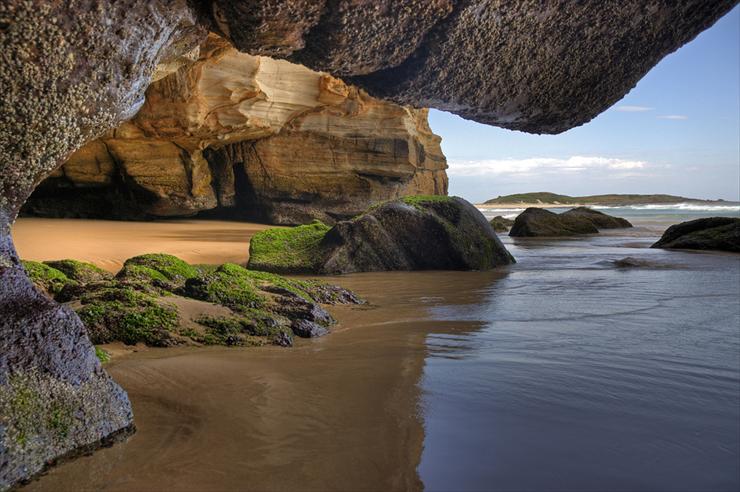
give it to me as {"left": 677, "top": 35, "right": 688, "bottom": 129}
{"left": 248, "top": 196, "right": 515, "bottom": 274}
{"left": 561, "top": 207, "right": 632, "bottom": 229}
{"left": 509, "top": 207, "right": 632, "bottom": 237}
{"left": 24, "top": 34, "right": 447, "bottom": 224}
{"left": 490, "top": 216, "right": 515, "bottom": 232}
{"left": 1, "top": 0, "right": 735, "bottom": 487}
{"left": 509, "top": 208, "right": 599, "bottom": 237}
{"left": 651, "top": 217, "right": 740, "bottom": 253}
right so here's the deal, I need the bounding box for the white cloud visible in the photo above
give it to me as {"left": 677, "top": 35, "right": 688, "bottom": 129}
{"left": 657, "top": 114, "right": 689, "bottom": 120}
{"left": 615, "top": 105, "right": 654, "bottom": 112}
{"left": 447, "top": 156, "right": 649, "bottom": 177}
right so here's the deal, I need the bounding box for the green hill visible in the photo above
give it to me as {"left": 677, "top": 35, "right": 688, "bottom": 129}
{"left": 483, "top": 192, "right": 712, "bottom": 206}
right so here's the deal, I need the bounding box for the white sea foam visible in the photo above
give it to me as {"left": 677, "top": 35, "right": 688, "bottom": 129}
{"left": 595, "top": 203, "right": 740, "bottom": 212}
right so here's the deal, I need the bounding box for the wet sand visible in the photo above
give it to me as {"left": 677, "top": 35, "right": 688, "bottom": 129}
{"left": 25, "top": 271, "right": 505, "bottom": 492}
{"left": 12, "top": 218, "right": 272, "bottom": 272}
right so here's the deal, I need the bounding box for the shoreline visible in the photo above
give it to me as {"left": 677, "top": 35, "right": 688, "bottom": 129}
{"left": 476, "top": 200, "right": 740, "bottom": 209}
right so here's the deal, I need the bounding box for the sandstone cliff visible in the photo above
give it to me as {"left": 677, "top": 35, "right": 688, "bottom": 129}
{"left": 24, "top": 35, "right": 448, "bottom": 224}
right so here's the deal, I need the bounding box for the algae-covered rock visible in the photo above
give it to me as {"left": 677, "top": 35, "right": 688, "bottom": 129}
{"left": 651, "top": 217, "right": 740, "bottom": 252}
{"left": 249, "top": 196, "right": 514, "bottom": 274}
{"left": 247, "top": 220, "right": 331, "bottom": 274}
{"left": 117, "top": 253, "right": 200, "bottom": 288}
{"left": 32, "top": 254, "right": 363, "bottom": 350}
{"left": 561, "top": 207, "right": 632, "bottom": 229}
{"left": 43, "top": 259, "right": 113, "bottom": 283}
{"left": 21, "top": 260, "right": 72, "bottom": 297}
{"left": 509, "top": 208, "right": 599, "bottom": 237}
{"left": 77, "top": 286, "right": 180, "bottom": 347}
{"left": 489, "top": 216, "right": 515, "bottom": 232}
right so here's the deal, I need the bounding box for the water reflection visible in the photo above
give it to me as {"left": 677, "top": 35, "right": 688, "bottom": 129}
{"left": 28, "top": 270, "right": 508, "bottom": 492}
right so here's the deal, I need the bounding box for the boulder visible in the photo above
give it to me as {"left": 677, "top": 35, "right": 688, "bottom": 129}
{"left": 509, "top": 208, "right": 598, "bottom": 237}
{"left": 248, "top": 196, "right": 515, "bottom": 274}
{"left": 651, "top": 217, "right": 740, "bottom": 252}
{"left": 490, "top": 216, "right": 515, "bottom": 232}
{"left": 562, "top": 207, "right": 632, "bottom": 229}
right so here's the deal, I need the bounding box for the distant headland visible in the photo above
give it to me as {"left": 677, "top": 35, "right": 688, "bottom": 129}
{"left": 480, "top": 192, "right": 734, "bottom": 208}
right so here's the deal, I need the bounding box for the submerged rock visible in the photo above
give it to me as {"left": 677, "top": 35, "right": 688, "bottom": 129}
{"left": 509, "top": 208, "right": 599, "bottom": 237}
{"left": 651, "top": 217, "right": 740, "bottom": 253}
{"left": 490, "top": 216, "right": 515, "bottom": 232}
{"left": 561, "top": 207, "right": 632, "bottom": 229}
{"left": 249, "top": 196, "right": 515, "bottom": 274}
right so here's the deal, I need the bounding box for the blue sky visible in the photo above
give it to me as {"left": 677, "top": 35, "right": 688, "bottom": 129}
{"left": 429, "top": 6, "right": 740, "bottom": 203}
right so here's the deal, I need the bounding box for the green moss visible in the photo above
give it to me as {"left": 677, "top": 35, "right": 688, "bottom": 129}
{"left": 21, "top": 260, "right": 71, "bottom": 295}
{"left": 401, "top": 194, "right": 453, "bottom": 207}
{"left": 117, "top": 263, "right": 170, "bottom": 284}
{"left": 94, "top": 346, "right": 111, "bottom": 364}
{"left": 197, "top": 314, "right": 291, "bottom": 346}
{"left": 248, "top": 220, "right": 330, "bottom": 274}
{"left": 120, "top": 254, "right": 199, "bottom": 285}
{"left": 185, "top": 263, "right": 267, "bottom": 311}
{"left": 43, "top": 259, "right": 111, "bottom": 283}
{"left": 77, "top": 286, "right": 178, "bottom": 346}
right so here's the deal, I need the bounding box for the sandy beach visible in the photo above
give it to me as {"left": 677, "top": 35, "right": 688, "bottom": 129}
{"left": 12, "top": 218, "right": 273, "bottom": 272}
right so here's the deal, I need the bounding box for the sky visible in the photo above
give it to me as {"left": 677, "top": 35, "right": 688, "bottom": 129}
{"left": 428, "top": 6, "right": 740, "bottom": 203}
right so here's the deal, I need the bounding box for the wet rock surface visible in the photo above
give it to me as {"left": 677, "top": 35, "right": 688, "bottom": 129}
{"left": 562, "top": 207, "right": 632, "bottom": 229}
{"left": 651, "top": 217, "right": 740, "bottom": 253}
{"left": 249, "top": 196, "right": 515, "bottom": 274}
{"left": 490, "top": 216, "right": 515, "bottom": 232}
{"left": 25, "top": 254, "right": 362, "bottom": 349}
{"left": 509, "top": 208, "right": 599, "bottom": 237}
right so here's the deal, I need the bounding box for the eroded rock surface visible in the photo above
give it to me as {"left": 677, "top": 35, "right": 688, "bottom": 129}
{"left": 25, "top": 34, "right": 448, "bottom": 224}
{"left": 248, "top": 196, "right": 515, "bottom": 274}
{"left": 208, "top": 1, "right": 737, "bottom": 132}
{"left": 2, "top": 1, "right": 737, "bottom": 487}
{"left": 0, "top": 1, "right": 205, "bottom": 488}
{"left": 651, "top": 217, "right": 740, "bottom": 252}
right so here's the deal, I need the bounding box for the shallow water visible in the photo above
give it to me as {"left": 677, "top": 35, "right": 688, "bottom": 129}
{"left": 19, "top": 212, "right": 740, "bottom": 492}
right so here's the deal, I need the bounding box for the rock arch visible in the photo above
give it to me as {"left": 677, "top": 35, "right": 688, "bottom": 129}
{"left": 0, "top": 0, "right": 736, "bottom": 487}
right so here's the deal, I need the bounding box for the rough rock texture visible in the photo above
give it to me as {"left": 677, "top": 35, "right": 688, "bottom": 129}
{"left": 22, "top": 254, "right": 361, "bottom": 348}
{"left": 348, "top": 1, "right": 737, "bottom": 133}
{"left": 562, "top": 207, "right": 632, "bottom": 229}
{"left": 490, "top": 216, "right": 515, "bottom": 232}
{"left": 248, "top": 196, "right": 515, "bottom": 274}
{"left": 0, "top": 1, "right": 206, "bottom": 488}
{"left": 509, "top": 208, "right": 599, "bottom": 237}
{"left": 25, "top": 34, "right": 448, "bottom": 223}
{"left": 651, "top": 217, "right": 740, "bottom": 253}
{"left": 2, "top": 1, "right": 736, "bottom": 487}
{"left": 208, "top": 1, "right": 737, "bottom": 132}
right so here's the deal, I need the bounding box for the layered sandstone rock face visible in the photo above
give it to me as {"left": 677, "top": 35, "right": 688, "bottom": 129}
{"left": 25, "top": 35, "right": 447, "bottom": 224}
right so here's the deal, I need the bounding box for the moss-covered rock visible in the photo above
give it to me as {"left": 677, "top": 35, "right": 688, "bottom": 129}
{"left": 183, "top": 263, "right": 268, "bottom": 312}
{"left": 248, "top": 220, "right": 331, "bottom": 274}
{"left": 489, "top": 215, "right": 515, "bottom": 232}
{"left": 21, "top": 260, "right": 72, "bottom": 296}
{"left": 43, "top": 259, "right": 113, "bottom": 283}
{"left": 33, "top": 253, "right": 362, "bottom": 349}
{"left": 77, "top": 286, "right": 179, "bottom": 346}
{"left": 196, "top": 315, "right": 293, "bottom": 346}
{"left": 118, "top": 253, "right": 200, "bottom": 288}
{"left": 248, "top": 196, "right": 514, "bottom": 274}
{"left": 509, "top": 208, "right": 599, "bottom": 237}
